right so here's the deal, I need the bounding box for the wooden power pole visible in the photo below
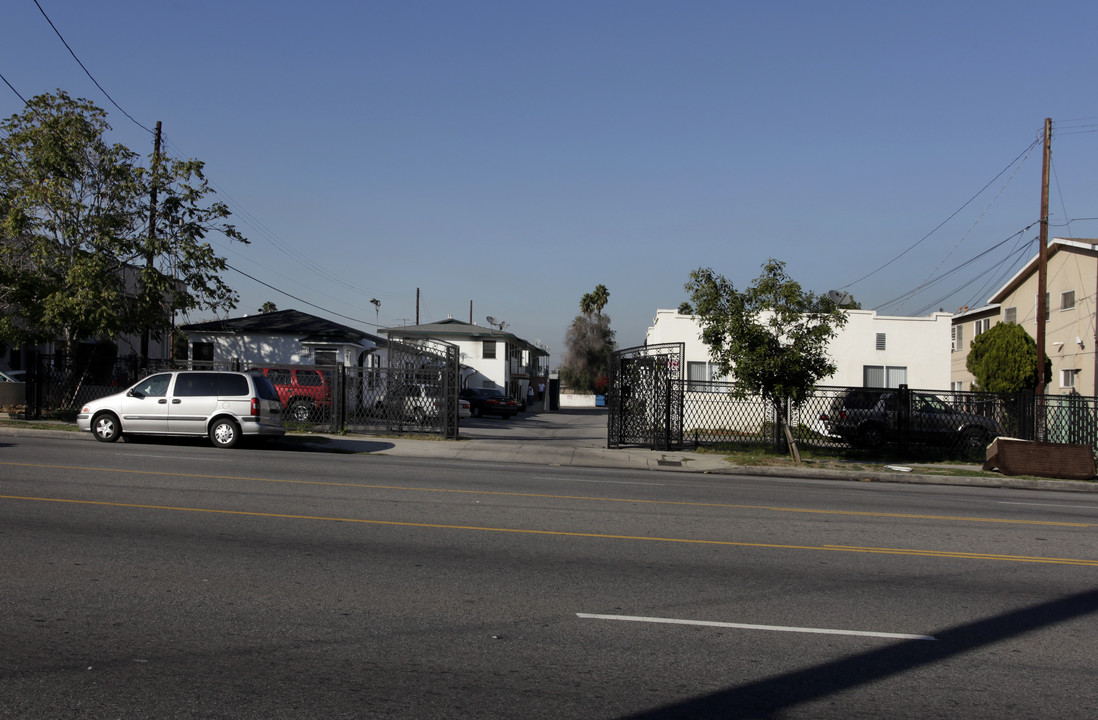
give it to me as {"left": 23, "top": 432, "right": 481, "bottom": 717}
{"left": 1036, "top": 118, "right": 1051, "bottom": 396}
{"left": 141, "top": 121, "right": 162, "bottom": 371}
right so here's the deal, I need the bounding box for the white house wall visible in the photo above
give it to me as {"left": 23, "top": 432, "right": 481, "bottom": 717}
{"left": 646, "top": 309, "right": 952, "bottom": 390}
{"left": 187, "top": 332, "right": 363, "bottom": 366}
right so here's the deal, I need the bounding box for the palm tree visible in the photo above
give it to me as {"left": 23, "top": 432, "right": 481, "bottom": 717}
{"left": 591, "top": 284, "right": 609, "bottom": 315}
{"left": 580, "top": 293, "right": 596, "bottom": 316}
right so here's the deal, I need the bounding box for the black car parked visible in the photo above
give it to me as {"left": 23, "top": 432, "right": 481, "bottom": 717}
{"left": 820, "top": 388, "right": 999, "bottom": 456}
{"left": 459, "top": 387, "right": 518, "bottom": 418}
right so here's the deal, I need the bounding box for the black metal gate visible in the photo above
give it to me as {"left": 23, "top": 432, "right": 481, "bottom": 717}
{"left": 366, "top": 332, "right": 460, "bottom": 438}
{"left": 608, "top": 343, "right": 684, "bottom": 450}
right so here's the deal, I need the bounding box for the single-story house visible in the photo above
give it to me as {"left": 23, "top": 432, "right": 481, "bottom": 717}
{"left": 180, "top": 309, "right": 384, "bottom": 370}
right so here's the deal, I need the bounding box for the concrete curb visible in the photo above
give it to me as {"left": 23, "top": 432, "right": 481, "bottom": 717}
{"left": 4, "top": 423, "right": 1097, "bottom": 493}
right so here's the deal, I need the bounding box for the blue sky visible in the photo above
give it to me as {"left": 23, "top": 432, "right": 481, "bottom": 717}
{"left": 4, "top": 1, "right": 1098, "bottom": 365}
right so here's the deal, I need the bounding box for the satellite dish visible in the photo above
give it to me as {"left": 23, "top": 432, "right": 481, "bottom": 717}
{"left": 486, "top": 316, "right": 498, "bottom": 325}
{"left": 827, "top": 290, "right": 852, "bottom": 306}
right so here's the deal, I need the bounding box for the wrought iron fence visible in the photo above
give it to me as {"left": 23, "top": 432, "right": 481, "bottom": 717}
{"left": 617, "top": 375, "right": 1097, "bottom": 462}
{"left": 25, "top": 350, "right": 461, "bottom": 439}
{"left": 608, "top": 343, "right": 684, "bottom": 450}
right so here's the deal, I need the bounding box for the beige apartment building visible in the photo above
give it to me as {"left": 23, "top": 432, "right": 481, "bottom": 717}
{"left": 951, "top": 238, "right": 1098, "bottom": 395}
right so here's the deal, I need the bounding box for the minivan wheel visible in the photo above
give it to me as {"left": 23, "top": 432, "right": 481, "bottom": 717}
{"left": 92, "top": 412, "right": 122, "bottom": 442}
{"left": 209, "top": 418, "right": 240, "bottom": 449}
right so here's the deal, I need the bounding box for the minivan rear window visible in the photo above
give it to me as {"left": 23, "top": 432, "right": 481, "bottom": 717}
{"left": 251, "top": 375, "right": 280, "bottom": 401}
{"left": 216, "top": 374, "right": 250, "bottom": 397}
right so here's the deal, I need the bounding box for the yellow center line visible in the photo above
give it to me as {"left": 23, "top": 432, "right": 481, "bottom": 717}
{"left": 3, "top": 493, "right": 1098, "bottom": 566}
{"left": 1, "top": 460, "right": 1095, "bottom": 528}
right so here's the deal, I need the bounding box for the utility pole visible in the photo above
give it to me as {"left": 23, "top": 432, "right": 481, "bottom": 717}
{"left": 141, "top": 121, "right": 162, "bottom": 372}
{"left": 416, "top": 288, "right": 420, "bottom": 325}
{"left": 1036, "top": 117, "right": 1051, "bottom": 397}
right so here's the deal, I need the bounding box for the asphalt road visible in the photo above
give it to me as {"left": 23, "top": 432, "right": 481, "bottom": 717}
{"left": 3, "top": 433, "right": 1098, "bottom": 719}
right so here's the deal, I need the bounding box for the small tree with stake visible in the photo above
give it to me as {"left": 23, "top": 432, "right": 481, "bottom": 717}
{"left": 686, "top": 259, "right": 848, "bottom": 461}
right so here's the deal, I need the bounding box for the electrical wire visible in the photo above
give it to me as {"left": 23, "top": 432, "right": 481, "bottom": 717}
{"left": 31, "top": 0, "right": 153, "bottom": 135}
{"left": 839, "top": 137, "right": 1042, "bottom": 292}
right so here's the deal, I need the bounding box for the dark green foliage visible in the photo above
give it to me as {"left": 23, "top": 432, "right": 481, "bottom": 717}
{"left": 0, "top": 91, "right": 245, "bottom": 353}
{"left": 685, "top": 259, "right": 848, "bottom": 413}
{"left": 561, "top": 286, "right": 615, "bottom": 393}
{"left": 966, "top": 322, "right": 1051, "bottom": 392}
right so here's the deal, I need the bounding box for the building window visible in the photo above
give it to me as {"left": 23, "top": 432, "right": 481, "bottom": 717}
{"left": 951, "top": 325, "right": 964, "bottom": 353}
{"left": 951, "top": 381, "right": 964, "bottom": 392}
{"left": 864, "top": 365, "right": 907, "bottom": 388}
{"left": 314, "top": 348, "right": 337, "bottom": 365}
{"left": 686, "top": 361, "right": 722, "bottom": 392}
{"left": 974, "top": 318, "right": 990, "bottom": 336}
{"left": 875, "top": 333, "right": 886, "bottom": 351}
{"left": 1004, "top": 307, "right": 1017, "bottom": 323}
{"left": 483, "top": 340, "right": 496, "bottom": 359}
{"left": 1062, "top": 290, "right": 1076, "bottom": 311}
{"left": 1062, "top": 369, "right": 1079, "bottom": 389}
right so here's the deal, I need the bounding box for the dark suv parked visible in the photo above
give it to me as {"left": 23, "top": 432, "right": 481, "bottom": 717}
{"left": 258, "top": 367, "right": 333, "bottom": 423}
{"left": 820, "top": 388, "right": 999, "bottom": 455}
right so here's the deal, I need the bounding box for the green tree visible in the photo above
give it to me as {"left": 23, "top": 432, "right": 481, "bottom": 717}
{"left": 0, "top": 91, "right": 245, "bottom": 356}
{"left": 561, "top": 287, "right": 616, "bottom": 393}
{"left": 685, "top": 259, "right": 848, "bottom": 458}
{"left": 590, "top": 283, "right": 609, "bottom": 315}
{"left": 260, "top": 301, "right": 278, "bottom": 314}
{"left": 966, "top": 322, "right": 1051, "bottom": 392}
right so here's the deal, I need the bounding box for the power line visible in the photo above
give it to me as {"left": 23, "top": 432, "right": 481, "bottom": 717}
{"left": 840, "top": 136, "right": 1041, "bottom": 291}
{"left": 32, "top": 0, "right": 153, "bottom": 135}
{"left": 225, "top": 263, "right": 379, "bottom": 329}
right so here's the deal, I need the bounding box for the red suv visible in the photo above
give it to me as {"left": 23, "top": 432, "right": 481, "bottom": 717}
{"left": 259, "top": 367, "right": 333, "bottom": 423}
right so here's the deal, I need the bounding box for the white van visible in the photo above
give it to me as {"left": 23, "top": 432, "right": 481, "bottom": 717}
{"left": 77, "top": 370, "right": 285, "bottom": 448}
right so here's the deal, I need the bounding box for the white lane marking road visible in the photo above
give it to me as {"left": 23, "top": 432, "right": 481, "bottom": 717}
{"left": 577, "top": 613, "right": 936, "bottom": 641}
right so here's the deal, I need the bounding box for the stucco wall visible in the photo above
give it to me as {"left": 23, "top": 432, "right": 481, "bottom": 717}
{"left": 646, "top": 308, "right": 953, "bottom": 390}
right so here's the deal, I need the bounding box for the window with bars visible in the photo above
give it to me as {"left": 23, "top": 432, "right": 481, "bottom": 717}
{"left": 1004, "top": 307, "right": 1017, "bottom": 323}
{"left": 483, "top": 340, "right": 496, "bottom": 359}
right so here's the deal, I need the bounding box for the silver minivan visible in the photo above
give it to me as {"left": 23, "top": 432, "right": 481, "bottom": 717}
{"left": 77, "top": 370, "right": 284, "bottom": 448}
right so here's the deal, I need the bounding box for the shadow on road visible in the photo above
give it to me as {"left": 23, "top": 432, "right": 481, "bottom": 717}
{"left": 617, "top": 588, "right": 1098, "bottom": 719}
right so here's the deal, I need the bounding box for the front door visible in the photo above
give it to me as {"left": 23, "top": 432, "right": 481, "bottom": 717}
{"left": 119, "top": 373, "right": 173, "bottom": 433}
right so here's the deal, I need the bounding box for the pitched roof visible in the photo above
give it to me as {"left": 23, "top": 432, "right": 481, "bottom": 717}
{"left": 383, "top": 318, "right": 546, "bottom": 354}
{"left": 989, "top": 238, "right": 1098, "bottom": 304}
{"left": 181, "top": 309, "right": 384, "bottom": 346}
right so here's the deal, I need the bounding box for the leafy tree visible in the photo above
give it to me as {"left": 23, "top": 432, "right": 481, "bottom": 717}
{"left": 560, "top": 287, "right": 616, "bottom": 393}
{"left": 0, "top": 91, "right": 245, "bottom": 357}
{"left": 966, "top": 322, "right": 1051, "bottom": 392}
{"left": 0, "top": 91, "right": 143, "bottom": 353}
{"left": 677, "top": 302, "right": 693, "bottom": 315}
{"left": 260, "top": 301, "right": 278, "bottom": 314}
{"left": 685, "top": 259, "right": 848, "bottom": 458}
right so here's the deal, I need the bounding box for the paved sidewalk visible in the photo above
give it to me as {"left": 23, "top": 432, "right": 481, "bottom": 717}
{"left": 3, "top": 409, "right": 1097, "bottom": 493}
